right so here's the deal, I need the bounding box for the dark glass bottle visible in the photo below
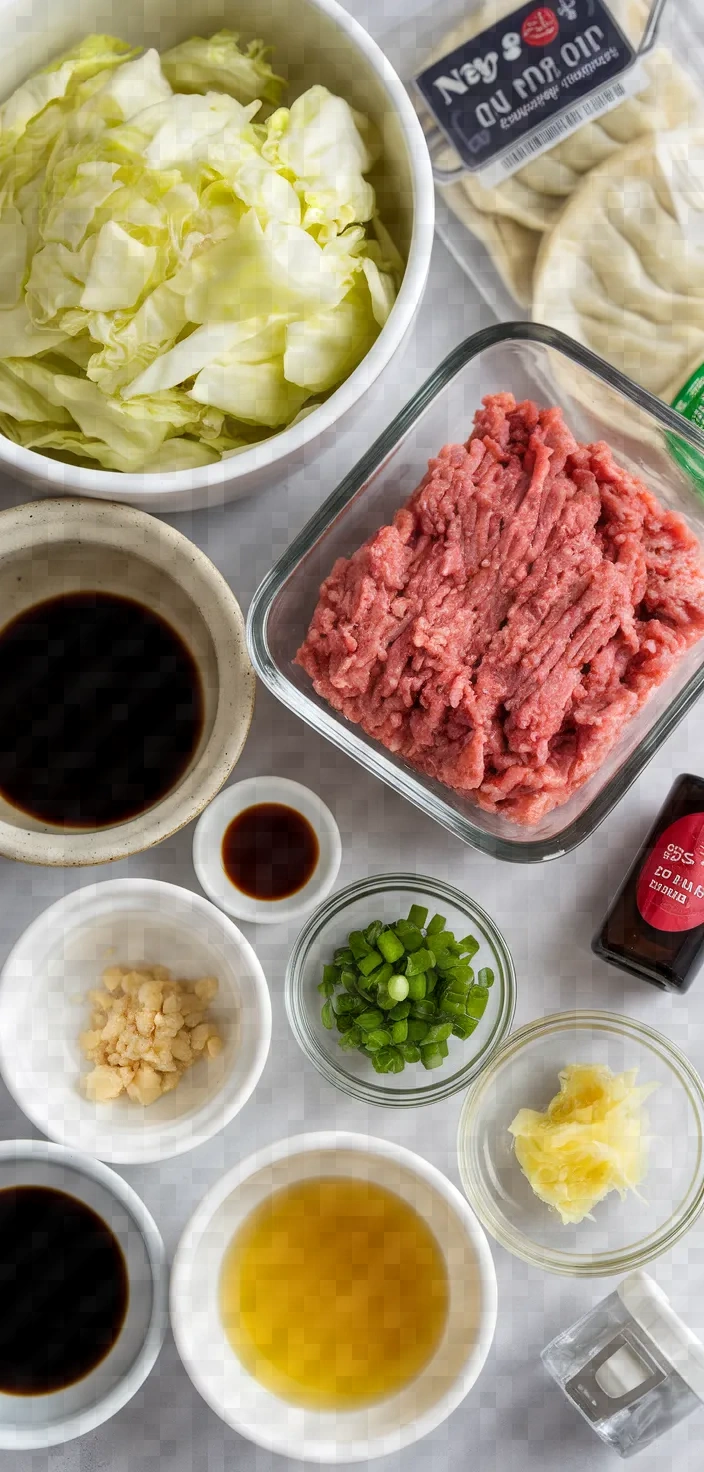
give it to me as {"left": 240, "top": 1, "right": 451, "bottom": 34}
{"left": 593, "top": 774, "right": 704, "bottom": 993}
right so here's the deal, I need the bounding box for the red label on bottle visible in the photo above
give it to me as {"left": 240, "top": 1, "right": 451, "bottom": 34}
{"left": 636, "top": 812, "right": 704, "bottom": 932}
{"left": 522, "top": 7, "right": 559, "bottom": 45}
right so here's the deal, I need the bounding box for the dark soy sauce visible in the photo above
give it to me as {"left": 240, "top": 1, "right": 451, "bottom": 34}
{"left": 0, "top": 1185, "right": 129, "bottom": 1395}
{"left": 0, "top": 591, "right": 204, "bottom": 828}
{"left": 222, "top": 803, "right": 319, "bottom": 901}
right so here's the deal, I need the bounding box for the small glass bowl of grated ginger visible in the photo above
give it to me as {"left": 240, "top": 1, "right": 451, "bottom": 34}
{"left": 80, "top": 964, "right": 223, "bottom": 1107}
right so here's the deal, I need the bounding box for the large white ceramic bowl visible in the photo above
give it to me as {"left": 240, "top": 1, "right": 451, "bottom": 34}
{"left": 0, "top": 879, "right": 272, "bottom": 1164}
{"left": 0, "top": 0, "right": 434, "bottom": 512}
{"left": 0, "top": 499, "right": 254, "bottom": 866}
{"left": 170, "top": 1131, "right": 497, "bottom": 1463}
{"left": 0, "top": 1139, "right": 167, "bottom": 1450}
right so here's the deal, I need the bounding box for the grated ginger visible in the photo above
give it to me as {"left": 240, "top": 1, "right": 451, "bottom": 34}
{"left": 508, "top": 1063, "right": 656, "bottom": 1226}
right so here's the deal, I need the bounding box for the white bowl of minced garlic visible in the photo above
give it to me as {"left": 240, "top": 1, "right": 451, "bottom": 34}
{"left": 0, "top": 878, "right": 272, "bottom": 1164}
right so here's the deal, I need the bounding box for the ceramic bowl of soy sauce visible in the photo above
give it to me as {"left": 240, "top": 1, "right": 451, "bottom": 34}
{"left": 0, "top": 498, "right": 255, "bottom": 865}
{"left": 0, "top": 1138, "right": 166, "bottom": 1449}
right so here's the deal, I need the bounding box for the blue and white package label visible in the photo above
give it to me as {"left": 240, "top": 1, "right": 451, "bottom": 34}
{"left": 415, "top": 0, "right": 644, "bottom": 186}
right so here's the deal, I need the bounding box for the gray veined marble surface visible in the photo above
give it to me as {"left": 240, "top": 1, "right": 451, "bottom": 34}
{"left": 3, "top": 1, "right": 704, "bottom": 1468}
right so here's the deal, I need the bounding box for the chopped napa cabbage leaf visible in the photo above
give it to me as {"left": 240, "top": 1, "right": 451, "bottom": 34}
{"left": 42, "top": 161, "right": 121, "bottom": 249}
{"left": 0, "top": 358, "right": 72, "bottom": 421}
{"left": 86, "top": 281, "right": 188, "bottom": 394}
{"left": 283, "top": 293, "right": 375, "bottom": 392}
{"left": 139, "top": 435, "right": 221, "bottom": 470}
{"left": 144, "top": 91, "right": 259, "bottom": 172}
{"left": 160, "top": 31, "right": 284, "bottom": 107}
{"left": 185, "top": 316, "right": 300, "bottom": 425}
{"left": 264, "top": 86, "right": 376, "bottom": 234}
{"left": 26, "top": 237, "right": 96, "bottom": 321}
{"left": 121, "top": 317, "right": 270, "bottom": 399}
{"left": 0, "top": 205, "right": 28, "bottom": 305}
{"left": 190, "top": 354, "right": 307, "bottom": 426}
{"left": 175, "top": 208, "right": 358, "bottom": 323}
{"left": 97, "top": 49, "right": 172, "bottom": 122}
{"left": 0, "top": 300, "right": 67, "bottom": 356}
{"left": 361, "top": 257, "right": 397, "bottom": 328}
{"left": 80, "top": 221, "right": 157, "bottom": 310}
{"left": 0, "top": 36, "right": 136, "bottom": 142}
{"left": 233, "top": 157, "right": 300, "bottom": 226}
{"left": 0, "top": 31, "right": 402, "bottom": 471}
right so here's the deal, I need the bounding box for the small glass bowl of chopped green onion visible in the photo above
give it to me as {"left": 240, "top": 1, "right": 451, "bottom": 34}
{"left": 285, "top": 874, "right": 516, "bottom": 1107}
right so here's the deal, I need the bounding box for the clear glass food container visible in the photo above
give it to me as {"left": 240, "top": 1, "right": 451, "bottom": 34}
{"left": 247, "top": 323, "right": 704, "bottom": 863}
{"left": 285, "top": 872, "right": 516, "bottom": 1108}
{"left": 457, "top": 1011, "right": 704, "bottom": 1277}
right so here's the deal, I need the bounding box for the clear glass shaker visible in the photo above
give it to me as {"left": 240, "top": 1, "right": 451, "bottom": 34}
{"left": 542, "top": 1270, "right": 704, "bottom": 1458}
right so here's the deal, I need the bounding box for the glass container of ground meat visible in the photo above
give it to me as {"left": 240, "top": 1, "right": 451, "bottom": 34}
{"left": 247, "top": 322, "right": 704, "bottom": 863}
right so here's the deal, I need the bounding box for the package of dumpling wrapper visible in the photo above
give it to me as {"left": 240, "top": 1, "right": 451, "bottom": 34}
{"left": 386, "top": 0, "right": 704, "bottom": 427}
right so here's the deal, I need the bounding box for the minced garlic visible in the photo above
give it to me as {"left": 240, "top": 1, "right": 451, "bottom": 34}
{"left": 508, "top": 1063, "right": 656, "bottom": 1226}
{"left": 79, "top": 963, "right": 223, "bottom": 1106}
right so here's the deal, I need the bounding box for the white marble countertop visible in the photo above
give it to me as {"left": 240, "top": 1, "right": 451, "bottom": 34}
{"left": 3, "top": 3, "right": 704, "bottom": 1469}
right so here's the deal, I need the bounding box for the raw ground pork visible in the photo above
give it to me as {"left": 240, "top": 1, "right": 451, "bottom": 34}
{"left": 296, "top": 394, "right": 704, "bottom": 825}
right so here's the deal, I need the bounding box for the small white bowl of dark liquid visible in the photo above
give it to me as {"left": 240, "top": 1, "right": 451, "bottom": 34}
{"left": 0, "top": 1139, "right": 166, "bottom": 1449}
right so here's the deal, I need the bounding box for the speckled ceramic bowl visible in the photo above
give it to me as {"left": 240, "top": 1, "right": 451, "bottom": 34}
{"left": 0, "top": 499, "right": 255, "bottom": 865}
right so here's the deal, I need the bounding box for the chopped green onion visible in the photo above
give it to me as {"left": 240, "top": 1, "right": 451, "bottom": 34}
{"left": 348, "top": 930, "right": 372, "bottom": 960}
{"left": 407, "top": 974, "right": 427, "bottom": 1002}
{"left": 394, "top": 920, "right": 424, "bottom": 952}
{"left": 387, "top": 973, "right": 409, "bottom": 1002}
{"left": 320, "top": 901, "right": 492, "bottom": 1079}
{"left": 357, "top": 948, "right": 384, "bottom": 976}
{"left": 334, "top": 947, "right": 355, "bottom": 965}
{"left": 423, "top": 1021, "right": 452, "bottom": 1044}
{"left": 372, "top": 1046, "right": 405, "bottom": 1074}
{"left": 399, "top": 1041, "right": 421, "bottom": 1063}
{"left": 466, "top": 986, "right": 489, "bottom": 1018}
{"left": 377, "top": 928, "right": 405, "bottom": 963}
{"left": 407, "top": 903, "right": 429, "bottom": 929}
{"left": 338, "top": 1026, "right": 363, "bottom": 1050}
{"left": 333, "top": 993, "right": 364, "bottom": 1015}
{"left": 405, "top": 947, "right": 434, "bottom": 976}
{"left": 365, "top": 1028, "right": 392, "bottom": 1051}
{"left": 407, "top": 1020, "right": 429, "bottom": 1043}
{"left": 357, "top": 1008, "right": 384, "bottom": 1032}
{"left": 410, "top": 999, "right": 436, "bottom": 1020}
{"left": 452, "top": 1017, "right": 478, "bottom": 1040}
{"left": 439, "top": 997, "right": 466, "bottom": 1020}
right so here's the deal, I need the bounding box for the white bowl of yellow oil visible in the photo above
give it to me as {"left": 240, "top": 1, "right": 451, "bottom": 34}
{"left": 170, "top": 1131, "right": 497, "bottom": 1462}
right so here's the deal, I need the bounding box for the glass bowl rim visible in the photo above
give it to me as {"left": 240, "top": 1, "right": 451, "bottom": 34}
{"left": 285, "top": 870, "right": 516, "bottom": 1107}
{"left": 247, "top": 321, "right": 704, "bottom": 864}
{"left": 457, "top": 1008, "right": 704, "bottom": 1277}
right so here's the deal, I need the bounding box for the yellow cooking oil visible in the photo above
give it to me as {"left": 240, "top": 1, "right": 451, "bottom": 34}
{"left": 219, "top": 1176, "right": 449, "bottom": 1408}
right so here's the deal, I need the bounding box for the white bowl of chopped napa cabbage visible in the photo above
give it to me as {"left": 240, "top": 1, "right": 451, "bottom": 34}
{"left": 0, "top": 4, "right": 433, "bottom": 509}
